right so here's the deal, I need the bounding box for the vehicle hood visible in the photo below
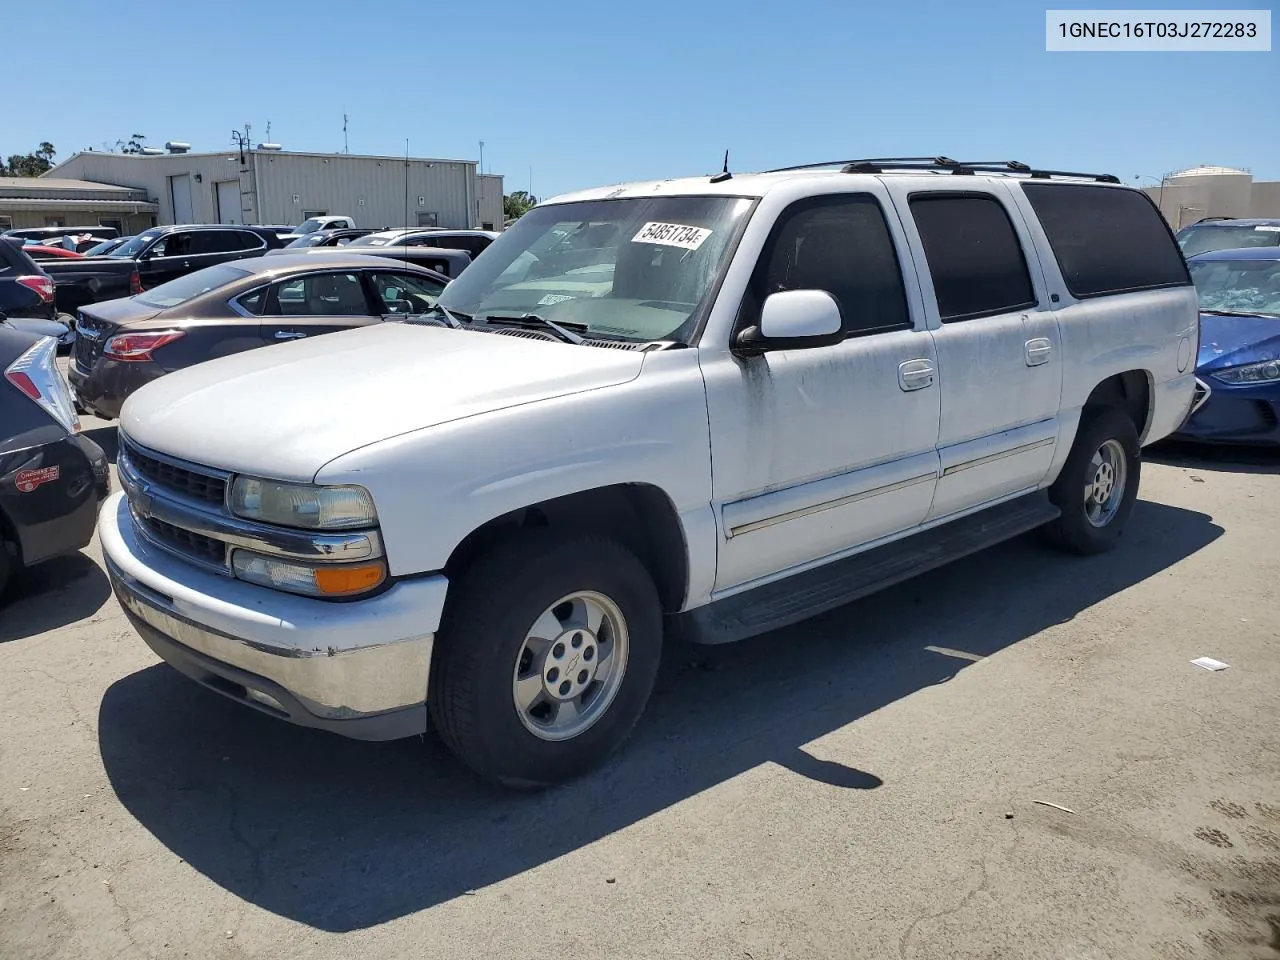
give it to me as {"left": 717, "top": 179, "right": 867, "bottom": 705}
{"left": 1196, "top": 311, "right": 1280, "bottom": 373}
{"left": 119, "top": 322, "right": 646, "bottom": 481}
{"left": 80, "top": 296, "right": 166, "bottom": 328}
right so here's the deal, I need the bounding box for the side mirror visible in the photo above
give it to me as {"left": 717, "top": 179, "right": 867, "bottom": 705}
{"left": 735, "top": 290, "right": 844, "bottom": 355}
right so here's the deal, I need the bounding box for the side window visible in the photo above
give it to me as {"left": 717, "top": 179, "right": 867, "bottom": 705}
{"left": 234, "top": 231, "right": 266, "bottom": 252}
{"left": 370, "top": 271, "right": 446, "bottom": 314}
{"left": 187, "top": 231, "right": 240, "bottom": 255}
{"left": 909, "top": 193, "right": 1037, "bottom": 322}
{"left": 1022, "top": 183, "right": 1190, "bottom": 298}
{"left": 234, "top": 287, "right": 268, "bottom": 316}
{"left": 274, "top": 272, "right": 371, "bottom": 316}
{"left": 753, "top": 194, "right": 911, "bottom": 336}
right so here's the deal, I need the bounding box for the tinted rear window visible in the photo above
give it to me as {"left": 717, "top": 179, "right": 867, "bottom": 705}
{"left": 1022, "top": 184, "right": 1189, "bottom": 298}
{"left": 909, "top": 194, "right": 1037, "bottom": 322}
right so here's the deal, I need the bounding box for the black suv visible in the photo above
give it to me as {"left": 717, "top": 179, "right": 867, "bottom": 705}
{"left": 111, "top": 225, "right": 286, "bottom": 287}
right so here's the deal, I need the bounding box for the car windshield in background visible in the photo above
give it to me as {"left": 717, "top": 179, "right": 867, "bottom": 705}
{"left": 109, "top": 232, "right": 162, "bottom": 258}
{"left": 436, "top": 196, "right": 755, "bottom": 343}
{"left": 294, "top": 218, "right": 326, "bottom": 234}
{"left": 134, "top": 264, "right": 252, "bottom": 309}
{"left": 347, "top": 234, "right": 390, "bottom": 246}
{"left": 84, "top": 238, "right": 124, "bottom": 256}
{"left": 287, "top": 234, "right": 327, "bottom": 248}
{"left": 1189, "top": 258, "right": 1280, "bottom": 318}
{"left": 1177, "top": 223, "right": 1280, "bottom": 257}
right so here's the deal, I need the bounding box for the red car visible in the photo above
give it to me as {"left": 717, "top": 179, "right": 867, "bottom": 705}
{"left": 23, "top": 245, "right": 85, "bottom": 261}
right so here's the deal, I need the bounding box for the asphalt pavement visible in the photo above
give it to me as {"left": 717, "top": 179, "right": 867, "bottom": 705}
{"left": 1, "top": 420, "right": 1278, "bottom": 960}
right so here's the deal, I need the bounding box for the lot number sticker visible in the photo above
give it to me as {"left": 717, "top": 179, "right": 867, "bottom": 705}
{"left": 632, "top": 222, "right": 712, "bottom": 251}
{"left": 15, "top": 466, "right": 60, "bottom": 493}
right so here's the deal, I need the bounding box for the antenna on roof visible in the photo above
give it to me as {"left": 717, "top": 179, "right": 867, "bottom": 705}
{"left": 710, "top": 150, "right": 732, "bottom": 184}
{"left": 343, "top": 111, "right": 349, "bottom": 154}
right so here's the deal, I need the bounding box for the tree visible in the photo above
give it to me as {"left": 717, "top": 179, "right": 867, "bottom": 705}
{"left": 1, "top": 142, "right": 56, "bottom": 177}
{"left": 503, "top": 190, "right": 538, "bottom": 221}
{"left": 116, "top": 133, "right": 147, "bottom": 154}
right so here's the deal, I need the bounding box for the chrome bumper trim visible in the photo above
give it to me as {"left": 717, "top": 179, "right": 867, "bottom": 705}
{"left": 107, "top": 555, "right": 432, "bottom": 719}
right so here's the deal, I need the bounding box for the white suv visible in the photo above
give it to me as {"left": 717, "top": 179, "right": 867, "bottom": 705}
{"left": 100, "top": 159, "right": 1200, "bottom": 787}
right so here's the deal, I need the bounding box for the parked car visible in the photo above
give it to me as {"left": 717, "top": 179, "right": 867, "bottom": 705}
{"left": 69, "top": 253, "right": 447, "bottom": 419}
{"left": 0, "top": 239, "right": 72, "bottom": 348}
{"left": 24, "top": 245, "right": 86, "bottom": 261}
{"left": 292, "top": 215, "right": 356, "bottom": 235}
{"left": 295, "top": 244, "right": 471, "bottom": 279}
{"left": 0, "top": 321, "right": 109, "bottom": 600}
{"left": 253, "top": 224, "right": 298, "bottom": 239}
{"left": 1176, "top": 218, "right": 1280, "bottom": 257}
{"left": 1173, "top": 246, "right": 1280, "bottom": 445}
{"left": 99, "top": 159, "right": 1196, "bottom": 787}
{"left": 349, "top": 228, "right": 498, "bottom": 260}
{"left": 41, "top": 224, "right": 285, "bottom": 314}
{"left": 4, "top": 225, "right": 120, "bottom": 243}
{"left": 278, "top": 228, "right": 375, "bottom": 250}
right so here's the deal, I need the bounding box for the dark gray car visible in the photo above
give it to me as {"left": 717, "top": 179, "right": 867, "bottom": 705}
{"left": 68, "top": 253, "right": 448, "bottom": 419}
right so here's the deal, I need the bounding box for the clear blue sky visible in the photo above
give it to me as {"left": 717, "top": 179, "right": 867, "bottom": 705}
{"left": 5, "top": 0, "right": 1276, "bottom": 198}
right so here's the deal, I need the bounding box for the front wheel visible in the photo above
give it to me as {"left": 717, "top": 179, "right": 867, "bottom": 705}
{"left": 1044, "top": 408, "right": 1141, "bottom": 555}
{"left": 429, "top": 531, "right": 663, "bottom": 788}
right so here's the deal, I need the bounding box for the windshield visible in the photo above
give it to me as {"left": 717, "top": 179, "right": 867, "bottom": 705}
{"left": 109, "top": 231, "right": 163, "bottom": 258}
{"left": 295, "top": 218, "right": 328, "bottom": 234}
{"left": 1177, "top": 223, "right": 1280, "bottom": 257}
{"left": 134, "top": 264, "right": 252, "bottom": 309}
{"left": 84, "top": 237, "right": 124, "bottom": 256}
{"left": 1189, "top": 258, "right": 1280, "bottom": 318}
{"left": 347, "top": 233, "right": 395, "bottom": 247}
{"left": 287, "top": 234, "right": 327, "bottom": 248}
{"left": 437, "top": 196, "right": 755, "bottom": 343}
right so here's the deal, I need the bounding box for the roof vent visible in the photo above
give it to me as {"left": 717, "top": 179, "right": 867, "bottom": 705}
{"left": 138, "top": 147, "right": 166, "bottom": 156}
{"left": 165, "top": 141, "right": 191, "bottom": 154}
{"left": 257, "top": 143, "right": 283, "bottom": 151}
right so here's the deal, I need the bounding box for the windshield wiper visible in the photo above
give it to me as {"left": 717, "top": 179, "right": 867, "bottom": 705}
{"left": 481, "top": 312, "right": 586, "bottom": 345}
{"left": 404, "top": 305, "right": 471, "bottom": 328}
{"left": 1201, "top": 309, "right": 1276, "bottom": 318}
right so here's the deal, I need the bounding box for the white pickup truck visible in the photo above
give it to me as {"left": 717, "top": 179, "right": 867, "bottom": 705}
{"left": 100, "top": 158, "right": 1200, "bottom": 787}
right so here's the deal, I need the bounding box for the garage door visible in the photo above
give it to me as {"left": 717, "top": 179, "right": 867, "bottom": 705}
{"left": 169, "top": 175, "right": 194, "bottom": 223}
{"left": 216, "top": 180, "right": 241, "bottom": 224}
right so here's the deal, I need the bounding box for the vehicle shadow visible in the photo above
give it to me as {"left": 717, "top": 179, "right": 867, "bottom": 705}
{"left": 96, "top": 499, "right": 1221, "bottom": 931}
{"left": 1146, "top": 440, "right": 1280, "bottom": 476}
{"left": 1, "top": 552, "right": 112, "bottom": 642}
{"left": 81, "top": 425, "right": 119, "bottom": 464}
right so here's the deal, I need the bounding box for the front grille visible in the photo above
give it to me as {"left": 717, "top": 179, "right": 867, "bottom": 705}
{"left": 122, "top": 439, "right": 227, "bottom": 507}
{"left": 139, "top": 514, "right": 227, "bottom": 567}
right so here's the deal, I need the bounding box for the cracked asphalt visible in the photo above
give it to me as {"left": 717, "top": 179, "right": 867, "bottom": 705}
{"left": 2, "top": 418, "right": 1278, "bottom": 960}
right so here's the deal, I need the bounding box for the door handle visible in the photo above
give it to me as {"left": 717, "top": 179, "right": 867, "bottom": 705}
{"left": 182, "top": 261, "right": 190, "bottom": 269}
{"left": 274, "top": 330, "right": 307, "bottom": 340}
{"left": 898, "top": 358, "right": 935, "bottom": 391}
{"left": 1025, "top": 338, "right": 1052, "bottom": 366}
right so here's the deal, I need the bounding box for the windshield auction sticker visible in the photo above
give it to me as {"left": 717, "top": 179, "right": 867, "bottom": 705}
{"left": 632, "top": 222, "right": 712, "bottom": 251}
{"left": 1046, "top": 10, "right": 1270, "bottom": 50}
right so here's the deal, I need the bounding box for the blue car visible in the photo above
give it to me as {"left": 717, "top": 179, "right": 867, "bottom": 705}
{"left": 1176, "top": 247, "right": 1280, "bottom": 445}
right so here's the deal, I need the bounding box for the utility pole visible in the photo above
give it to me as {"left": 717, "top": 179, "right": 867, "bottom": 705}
{"left": 343, "top": 112, "right": 349, "bottom": 154}
{"left": 479, "top": 140, "right": 485, "bottom": 175}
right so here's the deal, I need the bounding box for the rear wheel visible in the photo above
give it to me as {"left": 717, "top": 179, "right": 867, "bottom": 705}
{"left": 429, "top": 530, "right": 663, "bottom": 788}
{"left": 1044, "top": 408, "right": 1141, "bottom": 555}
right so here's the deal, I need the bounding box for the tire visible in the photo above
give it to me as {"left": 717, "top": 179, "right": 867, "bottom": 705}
{"left": 429, "top": 530, "right": 663, "bottom": 788}
{"left": 1044, "top": 407, "right": 1141, "bottom": 555}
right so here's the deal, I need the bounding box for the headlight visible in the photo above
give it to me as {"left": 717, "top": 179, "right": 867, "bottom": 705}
{"left": 228, "top": 477, "right": 377, "bottom": 530}
{"left": 1211, "top": 359, "right": 1280, "bottom": 385}
{"left": 232, "top": 551, "right": 387, "bottom": 598}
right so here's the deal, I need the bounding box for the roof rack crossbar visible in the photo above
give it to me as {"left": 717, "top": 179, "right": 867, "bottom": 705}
{"left": 766, "top": 158, "right": 1119, "bottom": 184}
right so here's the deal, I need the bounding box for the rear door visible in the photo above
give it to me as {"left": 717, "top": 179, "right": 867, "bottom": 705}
{"left": 257, "top": 270, "right": 380, "bottom": 344}
{"left": 883, "top": 181, "right": 1063, "bottom": 520}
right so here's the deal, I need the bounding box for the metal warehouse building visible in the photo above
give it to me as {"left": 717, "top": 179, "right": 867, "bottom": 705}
{"left": 0, "top": 177, "right": 158, "bottom": 233}
{"left": 42, "top": 146, "right": 504, "bottom": 232}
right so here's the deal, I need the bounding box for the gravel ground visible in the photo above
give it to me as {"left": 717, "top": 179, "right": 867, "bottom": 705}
{"left": 1, "top": 421, "right": 1278, "bottom": 960}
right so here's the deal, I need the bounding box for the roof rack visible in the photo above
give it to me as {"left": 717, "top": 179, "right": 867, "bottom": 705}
{"left": 765, "top": 157, "right": 1120, "bottom": 184}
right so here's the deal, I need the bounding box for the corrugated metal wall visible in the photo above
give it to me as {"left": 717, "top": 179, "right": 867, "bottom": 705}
{"left": 47, "top": 151, "right": 505, "bottom": 230}
{"left": 256, "top": 153, "right": 478, "bottom": 230}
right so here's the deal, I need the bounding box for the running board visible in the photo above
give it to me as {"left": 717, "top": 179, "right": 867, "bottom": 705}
{"left": 672, "top": 492, "right": 1061, "bottom": 645}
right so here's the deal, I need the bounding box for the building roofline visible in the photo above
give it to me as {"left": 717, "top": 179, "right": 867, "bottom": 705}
{"left": 45, "top": 148, "right": 482, "bottom": 170}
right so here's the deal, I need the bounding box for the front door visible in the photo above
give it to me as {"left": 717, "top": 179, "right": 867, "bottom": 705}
{"left": 139, "top": 231, "right": 194, "bottom": 286}
{"left": 702, "top": 189, "right": 942, "bottom": 592}
{"left": 883, "top": 183, "right": 1064, "bottom": 521}
{"left": 257, "top": 270, "right": 380, "bottom": 344}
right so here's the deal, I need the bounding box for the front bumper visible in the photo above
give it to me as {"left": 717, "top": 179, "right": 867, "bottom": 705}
{"left": 99, "top": 492, "right": 448, "bottom": 740}
{"left": 1172, "top": 377, "right": 1280, "bottom": 446}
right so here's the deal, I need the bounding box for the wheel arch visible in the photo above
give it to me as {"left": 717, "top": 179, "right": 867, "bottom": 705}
{"left": 443, "top": 483, "right": 690, "bottom": 613}
{"left": 1083, "top": 369, "right": 1152, "bottom": 441}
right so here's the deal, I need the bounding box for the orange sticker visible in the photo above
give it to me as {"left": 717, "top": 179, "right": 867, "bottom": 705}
{"left": 15, "top": 466, "right": 60, "bottom": 493}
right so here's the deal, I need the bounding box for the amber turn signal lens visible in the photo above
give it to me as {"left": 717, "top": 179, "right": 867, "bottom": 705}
{"left": 313, "top": 562, "right": 386, "bottom": 596}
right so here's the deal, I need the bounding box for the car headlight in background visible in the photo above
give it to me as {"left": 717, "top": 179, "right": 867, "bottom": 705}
{"left": 1211, "top": 359, "right": 1280, "bottom": 385}
{"left": 232, "top": 551, "right": 387, "bottom": 598}
{"left": 228, "top": 477, "right": 377, "bottom": 530}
